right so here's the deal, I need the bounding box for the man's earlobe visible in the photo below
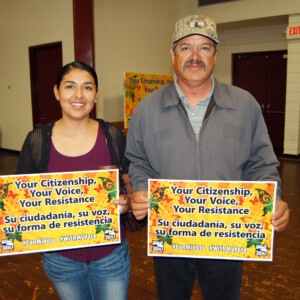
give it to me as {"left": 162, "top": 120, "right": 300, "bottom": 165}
{"left": 170, "top": 47, "right": 175, "bottom": 64}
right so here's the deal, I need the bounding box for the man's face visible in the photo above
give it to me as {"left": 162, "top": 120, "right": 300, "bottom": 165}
{"left": 170, "top": 34, "right": 217, "bottom": 88}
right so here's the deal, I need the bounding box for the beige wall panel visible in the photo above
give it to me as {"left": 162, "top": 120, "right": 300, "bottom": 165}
{"left": 94, "top": 0, "right": 179, "bottom": 122}
{"left": 0, "top": 0, "right": 74, "bottom": 151}
{"left": 179, "top": 0, "right": 300, "bottom": 24}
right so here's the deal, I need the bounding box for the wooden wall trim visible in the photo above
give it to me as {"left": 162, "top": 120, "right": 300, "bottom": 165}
{"left": 73, "top": 0, "right": 95, "bottom": 67}
{"left": 73, "top": 0, "right": 96, "bottom": 117}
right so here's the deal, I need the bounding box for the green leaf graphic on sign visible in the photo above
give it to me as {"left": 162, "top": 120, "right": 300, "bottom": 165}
{"left": 255, "top": 188, "right": 273, "bottom": 216}
{"left": 158, "top": 234, "right": 172, "bottom": 245}
{"left": 150, "top": 187, "right": 168, "bottom": 214}
{"left": 263, "top": 203, "right": 273, "bottom": 216}
{"left": 0, "top": 183, "right": 12, "bottom": 211}
{"left": 95, "top": 223, "right": 111, "bottom": 234}
{"left": 255, "top": 188, "right": 273, "bottom": 205}
{"left": 98, "top": 177, "right": 117, "bottom": 202}
{"left": 150, "top": 202, "right": 159, "bottom": 214}
{"left": 6, "top": 231, "right": 22, "bottom": 242}
{"left": 125, "top": 74, "right": 138, "bottom": 102}
{"left": 247, "top": 238, "right": 263, "bottom": 248}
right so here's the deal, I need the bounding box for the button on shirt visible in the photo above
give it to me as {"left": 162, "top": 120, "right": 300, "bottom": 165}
{"left": 174, "top": 75, "right": 215, "bottom": 137}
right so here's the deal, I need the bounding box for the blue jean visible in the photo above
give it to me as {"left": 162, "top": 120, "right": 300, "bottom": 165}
{"left": 154, "top": 257, "right": 243, "bottom": 300}
{"left": 42, "top": 240, "right": 130, "bottom": 300}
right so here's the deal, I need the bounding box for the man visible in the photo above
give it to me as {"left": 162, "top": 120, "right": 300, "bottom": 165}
{"left": 126, "top": 15, "right": 290, "bottom": 300}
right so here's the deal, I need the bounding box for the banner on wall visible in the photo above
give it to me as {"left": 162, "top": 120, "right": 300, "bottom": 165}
{"left": 0, "top": 170, "right": 120, "bottom": 256}
{"left": 124, "top": 72, "right": 174, "bottom": 128}
{"left": 148, "top": 179, "right": 277, "bottom": 261}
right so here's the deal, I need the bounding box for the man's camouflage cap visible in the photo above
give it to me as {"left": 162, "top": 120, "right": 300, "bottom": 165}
{"left": 172, "top": 15, "right": 219, "bottom": 44}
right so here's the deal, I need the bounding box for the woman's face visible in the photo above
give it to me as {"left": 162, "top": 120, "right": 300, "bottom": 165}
{"left": 54, "top": 68, "right": 99, "bottom": 121}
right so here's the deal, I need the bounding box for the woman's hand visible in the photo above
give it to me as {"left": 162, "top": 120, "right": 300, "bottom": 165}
{"left": 115, "top": 194, "right": 132, "bottom": 215}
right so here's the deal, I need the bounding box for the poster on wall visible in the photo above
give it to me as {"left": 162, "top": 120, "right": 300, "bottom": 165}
{"left": 124, "top": 72, "right": 174, "bottom": 128}
{"left": 148, "top": 179, "right": 277, "bottom": 261}
{"left": 0, "top": 170, "right": 120, "bottom": 256}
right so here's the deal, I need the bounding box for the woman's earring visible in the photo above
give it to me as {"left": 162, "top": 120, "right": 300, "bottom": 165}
{"left": 94, "top": 100, "right": 97, "bottom": 103}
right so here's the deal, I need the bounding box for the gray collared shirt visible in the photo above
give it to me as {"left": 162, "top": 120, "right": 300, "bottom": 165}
{"left": 174, "top": 74, "right": 214, "bottom": 136}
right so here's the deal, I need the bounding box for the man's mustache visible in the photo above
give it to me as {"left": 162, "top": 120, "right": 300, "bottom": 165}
{"left": 183, "top": 60, "right": 207, "bottom": 72}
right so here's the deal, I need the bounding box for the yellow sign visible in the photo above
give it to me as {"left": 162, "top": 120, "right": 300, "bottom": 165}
{"left": 124, "top": 72, "right": 174, "bottom": 128}
{"left": 0, "top": 170, "right": 120, "bottom": 256}
{"left": 148, "top": 179, "right": 276, "bottom": 261}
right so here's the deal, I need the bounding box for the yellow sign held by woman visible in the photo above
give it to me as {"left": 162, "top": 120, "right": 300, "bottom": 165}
{"left": 0, "top": 170, "right": 120, "bottom": 256}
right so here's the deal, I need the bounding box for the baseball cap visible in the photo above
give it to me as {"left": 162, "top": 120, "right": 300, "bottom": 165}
{"left": 172, "top": 15, "right": 219, "bottom": 44}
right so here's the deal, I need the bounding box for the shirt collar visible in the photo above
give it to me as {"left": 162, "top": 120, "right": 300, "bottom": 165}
{"left": 174, "top": 74, "right": 215, "bottom": 105}
{"left": 161, "top": 77, "right": 236, "bottom": 110}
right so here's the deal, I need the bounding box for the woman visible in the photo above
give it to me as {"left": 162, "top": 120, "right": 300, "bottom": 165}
{"left": 16, "top": 61, "right": 131, "bottom": 300}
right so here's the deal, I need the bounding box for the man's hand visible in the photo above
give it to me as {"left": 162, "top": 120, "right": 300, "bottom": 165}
{"left": 271, "top": 199, "right": 290, "bottom": 232}
{"left": 130, "top": 190, "right": 150, "bottom": 220}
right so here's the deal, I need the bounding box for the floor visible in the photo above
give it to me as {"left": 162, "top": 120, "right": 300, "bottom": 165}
{"left": 0, "top": 150, "right": 299, "bottom": 300}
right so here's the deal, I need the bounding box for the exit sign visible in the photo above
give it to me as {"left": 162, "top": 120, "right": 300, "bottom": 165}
{"left": 286, "top": 26, "right": 300, "bottom": 39}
